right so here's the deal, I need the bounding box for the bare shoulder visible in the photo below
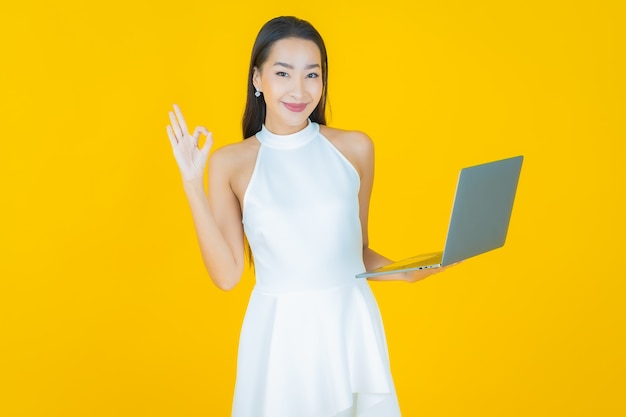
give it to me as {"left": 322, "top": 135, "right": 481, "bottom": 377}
{"left": 209, "top": 137, "right": 259, "bottom": 171}
{"left": 320, "top": 125, "right": 373, "bottom": 153}
{"left": 209, "top": 137, "right": 260, "bottom": 202}
{"left": 319, "top": 125, "right": 374, "bottom": 176}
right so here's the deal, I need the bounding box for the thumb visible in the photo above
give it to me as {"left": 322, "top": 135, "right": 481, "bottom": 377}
{"left": 199, "top": 131, "right": 213, "bottom": 159}
{"left": 191, "top": 126, "right": 207, "bottom": 147}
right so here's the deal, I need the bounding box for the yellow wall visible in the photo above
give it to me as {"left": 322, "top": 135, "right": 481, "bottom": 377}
{"left": 1, "top": 1, "right": 624, "bottom": 415}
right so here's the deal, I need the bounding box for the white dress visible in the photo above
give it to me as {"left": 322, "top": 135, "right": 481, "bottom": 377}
{"left": 232, "top": 120, "right": 401, "bottom": 417}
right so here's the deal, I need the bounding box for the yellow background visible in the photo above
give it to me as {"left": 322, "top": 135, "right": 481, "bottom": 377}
{"left": 1, "top": 0, "right": 624, "bottom": 415}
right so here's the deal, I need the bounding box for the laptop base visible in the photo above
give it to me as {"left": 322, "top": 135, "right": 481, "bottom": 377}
{"left": 356, "top": 252, "right": 443, "bottom": 278}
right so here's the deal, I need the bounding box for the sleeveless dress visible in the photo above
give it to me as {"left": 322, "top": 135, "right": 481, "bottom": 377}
{"left": 233, "top": 120, "right": 401, "bottom": 417}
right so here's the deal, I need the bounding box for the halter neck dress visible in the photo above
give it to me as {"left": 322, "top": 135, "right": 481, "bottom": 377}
{"left": 232, "top": 120, "right": 401, "bottom": 417}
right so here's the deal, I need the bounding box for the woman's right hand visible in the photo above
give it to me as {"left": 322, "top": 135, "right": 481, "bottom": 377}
{"left": 166, "top": 104, "right": 213, "bottom": 183}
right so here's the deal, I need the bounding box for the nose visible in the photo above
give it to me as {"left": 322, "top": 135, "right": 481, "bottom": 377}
{"left": 290, "top": 77, "right": 305, "bottom": 99}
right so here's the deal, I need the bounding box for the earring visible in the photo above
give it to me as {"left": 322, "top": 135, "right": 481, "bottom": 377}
{"left": 254, "top": 89, "right": 261, "bottom": 97}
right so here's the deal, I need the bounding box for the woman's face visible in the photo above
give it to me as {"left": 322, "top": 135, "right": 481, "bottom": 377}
{"left": 253, "top": 37, "right": 323, "bottom": 135}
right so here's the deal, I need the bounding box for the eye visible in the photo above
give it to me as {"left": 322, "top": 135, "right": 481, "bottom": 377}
{"left": 276, "top": 71, "right": 288, "bottom": 77}
{"left": 306, "top": 72, "right": 320, "bottom": 79}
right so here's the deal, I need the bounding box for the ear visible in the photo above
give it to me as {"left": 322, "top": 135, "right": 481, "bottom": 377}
{"left": 252, "top": 66, "right": 262, "bottom": 92}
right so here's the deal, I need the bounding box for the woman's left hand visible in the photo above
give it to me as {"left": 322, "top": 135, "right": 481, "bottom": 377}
{"left": 403, "top": 262, "right": 461, "bottom": 283}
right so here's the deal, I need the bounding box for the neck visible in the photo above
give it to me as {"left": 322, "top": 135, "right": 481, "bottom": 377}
{"left": 264, "top": 116, "right": 309, "bottom": 136}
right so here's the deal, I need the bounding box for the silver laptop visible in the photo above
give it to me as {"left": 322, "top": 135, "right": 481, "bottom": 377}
{"left": 356, "top": 155, "right": 523, "bottom": 278}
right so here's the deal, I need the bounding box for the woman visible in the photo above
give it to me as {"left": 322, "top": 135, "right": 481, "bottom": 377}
{"left": 167, "top": 16, "right": 453, "bottom": 417}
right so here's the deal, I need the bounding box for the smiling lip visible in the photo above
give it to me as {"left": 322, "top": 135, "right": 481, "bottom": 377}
{"left": 283, "top": 102, "right": 308, "bottom": 112}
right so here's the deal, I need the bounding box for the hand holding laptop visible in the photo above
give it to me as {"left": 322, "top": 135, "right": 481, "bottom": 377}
{"left": 357, "top": 155, "right": 523, "bottom": 279}
{"left": 367, "top": 260, "right": 462, "bottom": 283}
{"left": 403, "top": 261, "right": 461, "bottom": 283}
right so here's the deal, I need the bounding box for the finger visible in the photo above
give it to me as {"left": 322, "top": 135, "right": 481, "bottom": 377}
{"left": 166, "top": 125, "right": 177, "bottom": 147}
{"left": 200, "top": 131, "right": 213, "bottom": 158}
{"left": 193, "top": 126, "right": 211, "bottom": 146}
{"left": 169, "top": 111, "right": 183, "bottom": 139}
{"left": 191, "top": 126, "right": 207, "bottom": 147}
{"left": 173, "top": 104, "right": 189, "bottom": 135}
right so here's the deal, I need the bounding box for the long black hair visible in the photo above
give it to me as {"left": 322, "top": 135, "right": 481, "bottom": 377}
{"left": 242, "top": 16, "right": 329, "bottom": 139}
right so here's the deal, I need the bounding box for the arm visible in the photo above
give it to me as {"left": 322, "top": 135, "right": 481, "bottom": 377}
{"left": 354, "top": 132, "right": 454, "bottom": 283}
{"left": 183, "top": 151, "right": 245, "bottom": 290}
{"left": 167, "top": 104, "right": 244, "bottom": 290}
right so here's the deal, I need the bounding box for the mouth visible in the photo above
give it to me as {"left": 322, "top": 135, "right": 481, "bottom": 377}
{"left": 282, "top": 102, "right": 308, "bottom": 113}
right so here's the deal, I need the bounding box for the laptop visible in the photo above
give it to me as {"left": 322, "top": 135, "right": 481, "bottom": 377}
{"left": 356, "top": 155, "right": 524, "bottom": 278}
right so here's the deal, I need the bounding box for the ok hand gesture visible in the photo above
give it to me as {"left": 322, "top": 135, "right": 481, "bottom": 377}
{"left": 166, "top": 104, "right": 213, "bottom": 183}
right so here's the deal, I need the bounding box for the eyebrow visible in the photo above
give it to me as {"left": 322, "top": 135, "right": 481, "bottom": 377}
{"left": 273, "top": 62, "right": 321, "bottom": 70}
